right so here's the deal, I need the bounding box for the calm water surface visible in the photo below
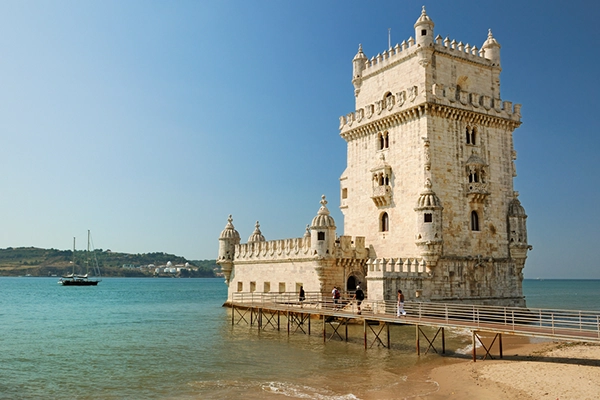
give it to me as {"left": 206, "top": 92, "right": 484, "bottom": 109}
{"left": 0, "top": 278, "right": 598, "bottom": 399}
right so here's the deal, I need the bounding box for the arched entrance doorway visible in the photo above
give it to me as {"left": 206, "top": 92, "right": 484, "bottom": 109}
{"left": 346, "top": 276, "right": 357, "bottom": 292}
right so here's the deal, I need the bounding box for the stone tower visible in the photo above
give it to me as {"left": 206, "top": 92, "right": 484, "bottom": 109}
{"left": 338, "top": 7, "right": 530, "bottom": 306}
{"left": 217, "top": 215, "right": 240, "bottom": 284}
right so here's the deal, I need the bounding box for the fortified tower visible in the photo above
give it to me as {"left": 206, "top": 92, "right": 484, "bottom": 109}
{"left": 218, "top": 7, "right": 530, "bottom": 308}
{"left": 339, "top": 7, "right": 531, "bottom": 306}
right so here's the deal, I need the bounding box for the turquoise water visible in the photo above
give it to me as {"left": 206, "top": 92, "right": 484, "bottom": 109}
{"left": 0, "top": 278, "right": 598, "bottom": 399}
{"left": 522, "top": 279, "right": 600, "bottom": 311}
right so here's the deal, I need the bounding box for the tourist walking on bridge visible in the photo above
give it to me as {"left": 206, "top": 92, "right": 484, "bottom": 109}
{"left": 332, "top": 286, "right": 340, "bottom": 309}
{"left": 397, "top": 289, "right": 406, "bottom": 316}
{"left": 354, "top": 285, "right": 364, "bottom": 315}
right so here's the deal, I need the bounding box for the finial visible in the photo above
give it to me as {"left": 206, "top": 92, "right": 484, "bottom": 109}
{"left": 488, "top": 29, "right": 493, "bottom": 39}
{"left": 422, "top": 5, "right": 426, "bottom": 14}
{"left": 304, "top": 225, "right": 311, "bottom": 238}
{"left": 358, "top": 43, "right": 363, "bottom": 52}
{"left": 255, "top": 221, "right": 260, "bottom": 229}
{"left": 320, "top": 195, "right": 327, "bottom": 207}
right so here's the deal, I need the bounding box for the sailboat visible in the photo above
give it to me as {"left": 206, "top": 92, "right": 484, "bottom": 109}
{"left": 58, "top": 230, "right": 102, "bottom": 286}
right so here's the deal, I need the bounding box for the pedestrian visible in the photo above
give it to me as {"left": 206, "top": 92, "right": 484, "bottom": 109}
{"left": 354, "top": 285, "right": 364, "bottom": 315}
{"left": 332, "top": 286, "right": 340, "bottom": 308}
{"left": 397, "top": 289, "right": 406, "bottom": 316}
{"left": 299, "top": 286, "right": 305, "bottom": 305}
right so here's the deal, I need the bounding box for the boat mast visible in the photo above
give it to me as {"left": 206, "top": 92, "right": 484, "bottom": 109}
{"left": 86, "top": 230, "right": 90, "bottom": 275}
{"left": 72, "top": 237, "right": 76, "bottom": 275}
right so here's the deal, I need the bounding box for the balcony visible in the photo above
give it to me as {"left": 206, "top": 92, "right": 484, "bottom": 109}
{"left": 466, "top": 182, "right": 489, "bottom": 203}
{"left": 371, "top": 185, "right": 392, "bottom": 207}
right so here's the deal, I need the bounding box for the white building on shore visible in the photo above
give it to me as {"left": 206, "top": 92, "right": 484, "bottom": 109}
{"left": 218, "top": 7, "right": 530, "bottom": 307}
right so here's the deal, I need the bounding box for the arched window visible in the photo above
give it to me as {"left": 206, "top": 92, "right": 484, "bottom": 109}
{"left": 470, "top": 211, "right": 480, "bottom": 231}
{"left": 318, "top": 232, "right": 325, "bottom": 240}
{"left": 468, "top": 171, "right": 479, "bottom": 183}
{"left": 378, "top": 132, "right": 389, "bottom": 150}
{"left": 466, "top": 127, "right": 476, "bottom": 145}
{"left": 380, "top": 212, "right": 389, "bottom": 232}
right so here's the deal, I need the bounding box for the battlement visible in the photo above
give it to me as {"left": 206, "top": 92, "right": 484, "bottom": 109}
{"left": 235, "top": 237, "right": 312, "bottom": 262}
{"left": 339, "top": 86, "right": 521, "bottom": 135}
{"left": 360, "top": 33, "right": 494, "bottom": 79}
{"left": 234, "top": 235, "right": 368, "bottom": 263}
{"left": 335, "top": 235, "right": 368, "bottom": 259}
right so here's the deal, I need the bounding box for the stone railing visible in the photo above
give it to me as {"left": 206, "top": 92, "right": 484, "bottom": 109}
{"left": 366, "top": 258, "right": 429, "bottom": 276}
{"left": 235, "top": 238, "right": 312, "bottom": 262}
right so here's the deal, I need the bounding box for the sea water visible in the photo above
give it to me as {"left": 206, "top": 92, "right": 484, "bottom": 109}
{"left": 0, "top": 278, "right": 598, "bottom": 399}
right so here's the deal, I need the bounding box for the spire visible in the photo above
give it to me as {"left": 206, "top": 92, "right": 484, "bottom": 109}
{"left": 352, "top": 44, "right": 366, "bottom": 62}
{"left": 248, "top": 221, "right": 266, "bottom": 242}
{"left": 414, "top": 6, "right": 434, "bottom": 27}
{"left": 311, "top": 195, "right": 336, "bottom": 228}
{"left": 219, "top": 215, "right": 240, "bottom": 240}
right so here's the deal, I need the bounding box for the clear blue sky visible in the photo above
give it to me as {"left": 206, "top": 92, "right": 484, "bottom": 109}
{"left": 0, "top": 1, "right": 598, "bottom": 279}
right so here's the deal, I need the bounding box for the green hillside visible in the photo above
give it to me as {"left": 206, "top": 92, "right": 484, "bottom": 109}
{"left": 0, "top": 247, "right": 220, "bottom": 278}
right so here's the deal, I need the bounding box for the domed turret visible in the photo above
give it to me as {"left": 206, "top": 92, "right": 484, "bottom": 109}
{"left": 482, "top": 29, "right": 501, "bottom": 66}
{"left": 310, "top": 195, "right": 336, "bottom": 257}
{"left": 248, "top": 221, "right": 266, "bottom": 243}
{"left": 352, "top": 44, "right": 367, "bottom": 96}
{"left": 414, "top": 6, "right": 434, "bottom": 47}
{"left": 217, "top": 215, "right": 240, "bottom": 284}
{"left": 508, "top": 192, "right": 528, "bottom": 246}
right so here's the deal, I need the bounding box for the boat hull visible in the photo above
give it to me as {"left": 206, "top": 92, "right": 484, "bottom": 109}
{"left": 59, "top": 279, "right": 99, "bottom": 286}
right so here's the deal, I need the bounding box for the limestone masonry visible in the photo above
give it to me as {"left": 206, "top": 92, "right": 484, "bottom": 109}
{"left": 218, "top": 7, "right": 531, "bottom": 307}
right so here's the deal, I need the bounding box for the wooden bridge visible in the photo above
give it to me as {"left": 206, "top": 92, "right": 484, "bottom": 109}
{"left": 229, "top": 292, "right": 600, "bottom": 361}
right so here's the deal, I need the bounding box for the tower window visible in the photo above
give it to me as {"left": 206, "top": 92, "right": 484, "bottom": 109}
{"left": 466, "top": 127, "right": 476, "bottom": 145}
{"left": 318, "top": 232, "right": 325, "bottom": 241}
{"left": 421, "top": 29, "right": 427, "bottom": 36}
{"left": 424, "top": 213, "right": 433, "bottom": 223}
{"left": 380, "top": 212, "right": 389, "bottom": 232}
{"left": 341, "top": 188, "right": 348, "bottom": 199}
{"left": 378, "top": 131, "right": 389, "bottom": 150}
{"left": 471, "top": 211, "right": 480, "bottom": 231}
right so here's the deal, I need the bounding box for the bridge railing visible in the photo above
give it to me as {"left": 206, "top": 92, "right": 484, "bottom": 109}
{"left": 230, "top": 292, "right": 600, "bottom": 340}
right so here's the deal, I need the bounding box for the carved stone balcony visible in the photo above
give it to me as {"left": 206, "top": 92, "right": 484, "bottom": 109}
{"left": 466, "top": 182, "right": 489, "bottom": 203}
{"left": 371, "top": 185, "right": 392, "bottom": 207}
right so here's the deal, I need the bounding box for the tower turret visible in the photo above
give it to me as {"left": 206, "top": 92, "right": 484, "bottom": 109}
{"left": 414, "top": 179, "right": 443, "bottom": 269}
{"left": 217, "top": 215, "right": 240, "bottom": 284}
{"left": 310, "top": 195, "right": 336, "bottom": 257}
{"left": 508, "top": 192, "right": 529, "bottom": 250}
{"left": 248, "top": 221, "right": 266, "bottom": 243}
{"left": 482, "top": 29, "right": 501, "bottom": 66}
{"left": 414, "top": 6, "right": 434, "bottom": 47}
{"left": 352, "top": 44, "right": 367, "bottom": 97}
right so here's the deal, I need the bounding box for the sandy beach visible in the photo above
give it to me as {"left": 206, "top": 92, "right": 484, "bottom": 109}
{"left": 423, "top": 339, "right": 600, "bottom": 400}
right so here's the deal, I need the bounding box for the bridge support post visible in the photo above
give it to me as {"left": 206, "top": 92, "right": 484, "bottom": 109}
{"left": 363, "top": 319, "right": 367, "bottom": 349}
{"left": 416, "top": 324, "right": 420, "bottom": 356}
{"left": 442, "top": 327, "right": 445, "bottom": 354}
{"left": 472, "top": 331, "right": 476, "bottom": 362}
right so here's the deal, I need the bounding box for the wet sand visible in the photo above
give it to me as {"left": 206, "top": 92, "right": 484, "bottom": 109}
{"left": 423, "top": 338, "right": 600, "bottom": 400}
